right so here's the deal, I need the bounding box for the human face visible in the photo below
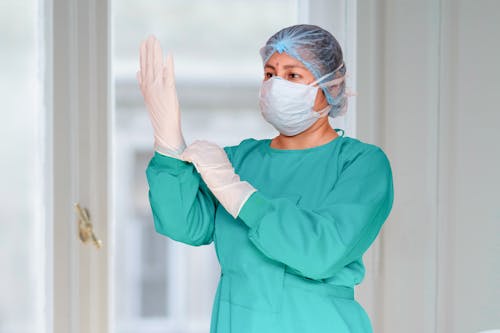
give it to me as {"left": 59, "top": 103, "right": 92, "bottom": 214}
{"left": 263, "top": 52, "right": 329, "bottom": 111}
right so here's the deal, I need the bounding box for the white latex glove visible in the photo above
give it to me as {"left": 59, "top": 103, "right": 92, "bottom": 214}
{"left": 137, "top": 35, "right": 186, "bottom": 158}
{"left": 181, "top": 140, "right": 257, "bottom": 219}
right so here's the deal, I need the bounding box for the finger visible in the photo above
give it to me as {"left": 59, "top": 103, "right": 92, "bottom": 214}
{"left": 153, "top": 38, "right": 163, "bottom": 83}
{"left": 146, "top": 35, "right": 155, "bottom": 82}
{"left": 136, "top": 70, "right": 142, "bottom": 86}
{"left": 140, "top": 40, "right": 147, "bottom": 83}
{"left": 137, "top": 71, "right": 146, "bottom": 96}
{"left": 164, "top": 52, "right": 176, "bottom": 87}
{"left": 163, "top": 64, "right": 171, "bottom": 87}
{"left": 180, "top": 149, "right": 193, "bottom": 163}
{"left": 181, "top": 141, "right": 204, "bottom": 160}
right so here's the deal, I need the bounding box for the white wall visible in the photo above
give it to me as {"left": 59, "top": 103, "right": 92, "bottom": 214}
{"left": 357, "top": 1, "right": 500, "bottom": 332}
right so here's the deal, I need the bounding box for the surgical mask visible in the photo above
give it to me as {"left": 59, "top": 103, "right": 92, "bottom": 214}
{"left": 259, "top": 73, "right": 334, "bottom": 136}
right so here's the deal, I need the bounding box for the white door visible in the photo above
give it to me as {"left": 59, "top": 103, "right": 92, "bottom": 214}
{"left": 2, "top": 0, "right": 113, "bottom": 332}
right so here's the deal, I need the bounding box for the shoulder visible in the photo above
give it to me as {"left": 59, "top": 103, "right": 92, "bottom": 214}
{"left": 224, "top": 138, "right": 266, "bottom": 163}
{"left": 336, "top": 137, "right": 392, "bottom": 174}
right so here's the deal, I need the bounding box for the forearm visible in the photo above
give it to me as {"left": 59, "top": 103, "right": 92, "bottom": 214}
{"left": 238, "top": 191, "right": 388, "bottom": 280}
{"left": 146, "top": 152, "right": 217, "bottom": 246}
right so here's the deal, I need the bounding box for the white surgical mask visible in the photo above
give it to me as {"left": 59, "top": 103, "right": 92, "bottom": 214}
{"left": 259, "top": 75, "right": 332, "bottom": 136}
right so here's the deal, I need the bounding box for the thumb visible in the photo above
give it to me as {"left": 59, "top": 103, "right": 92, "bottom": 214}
{"left": 180, "top": 148, "right": 193, "bottom": 163}
{"left": 136, "top": 70, "right": 142, "bottom": 85}
{"left": 136, "top": 71, "right": 146, "bottom": 96}
{"left": 180, "top": 149, "right": 202, "bottom": 173}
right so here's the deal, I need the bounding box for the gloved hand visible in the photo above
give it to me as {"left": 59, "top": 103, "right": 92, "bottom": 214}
{"left": 181, "top": 140, "right": 257, "bottom": 219}
{"left": 137, "top": 35, "right": 186, "bottom": 158}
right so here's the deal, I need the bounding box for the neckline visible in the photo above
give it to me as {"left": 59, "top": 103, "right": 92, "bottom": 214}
{"left": 263, "top": 134, "right": 343, "bottom": 154}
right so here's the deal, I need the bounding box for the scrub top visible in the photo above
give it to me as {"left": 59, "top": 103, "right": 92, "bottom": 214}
{"left": 145, "top": 134, "right": 394, "bottom": 333}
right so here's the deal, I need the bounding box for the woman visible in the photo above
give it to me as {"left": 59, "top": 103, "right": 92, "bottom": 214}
{"left": 138, "top": 24, "right": 394, "bottom": 333}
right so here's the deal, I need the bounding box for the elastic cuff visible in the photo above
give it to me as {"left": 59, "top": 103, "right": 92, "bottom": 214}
{"left": 152, "top": 151, "right": 191, "bottom": 171}
{"left": 237, "top": 191, "right": 271, "bottom": 229}
{"left": 155, "top": 146, "right": 183, "bottom": 159}
{"left": 233, "top": 187, "right": 257, "bottom": 218}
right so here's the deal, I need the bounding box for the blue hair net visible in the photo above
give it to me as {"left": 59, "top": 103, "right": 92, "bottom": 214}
{"left": 260, "top": 24, "right": 348, "bottom": 117}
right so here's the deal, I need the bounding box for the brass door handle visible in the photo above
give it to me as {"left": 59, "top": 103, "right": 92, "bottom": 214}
{"left": 74, "top": 203, "right": 102, "bottom": 249}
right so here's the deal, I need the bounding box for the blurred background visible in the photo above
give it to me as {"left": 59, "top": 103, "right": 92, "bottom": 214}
{"left": 1, "top": 0, "right": 499, "bottom": 333}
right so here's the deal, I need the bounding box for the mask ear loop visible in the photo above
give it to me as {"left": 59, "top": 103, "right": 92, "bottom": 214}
{"left": 309, "top": 63, "right": 346, "bottom": 118}
{"left": 320, "top": 76, "right": 345, "bottom": 88}
{"left": 309, "top": 72, "right": 339, "bottom": 118}
{"left": 309, "top": 65, "right": 346, "bottom": 111}
{"left": 310, "top": 74, "right": 337, "bottom": 119}
{"left": 309, "top": 62, "right": 346, "bottom": 87}
{"left": 313, "top": 104, "right": 332, "bottom": 119}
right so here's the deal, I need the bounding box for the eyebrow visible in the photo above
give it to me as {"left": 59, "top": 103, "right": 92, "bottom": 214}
{"left": 264, "top": 64, "right": 307, "bottom": 70}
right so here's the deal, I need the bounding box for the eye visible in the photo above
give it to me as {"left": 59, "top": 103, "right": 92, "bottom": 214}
{"left": 264, "top": 72, "right": 274, "bottom": 80}
{"left": 287, "top": 73, "right": 302, "bottom": 80}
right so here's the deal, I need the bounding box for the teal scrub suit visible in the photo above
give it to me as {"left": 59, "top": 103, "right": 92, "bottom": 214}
{"left": 146, "top": 134, "right": 394, "bottom": 333}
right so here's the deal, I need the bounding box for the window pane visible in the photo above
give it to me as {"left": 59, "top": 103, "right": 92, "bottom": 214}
{"left": 112, "top": 1, "right": 297, "bottom": 332}
{"left": 0, "top": 1, "right": 46, "bottom": 333}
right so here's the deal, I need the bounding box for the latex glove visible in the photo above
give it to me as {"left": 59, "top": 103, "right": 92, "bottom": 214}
{"left": 181, "top": 140, "right": 257, "bottom": 218}
{"left": 137, "top": 35, "right": 186, "bottom": 158}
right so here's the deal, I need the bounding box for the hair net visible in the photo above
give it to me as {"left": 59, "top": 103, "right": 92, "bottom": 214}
{"left": 260, "top": 24, "right": 348, "bottom": 117}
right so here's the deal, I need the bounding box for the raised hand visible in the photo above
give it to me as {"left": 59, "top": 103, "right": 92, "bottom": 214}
{"left": 137, "top": 35, "right": 186, "bottom": 158}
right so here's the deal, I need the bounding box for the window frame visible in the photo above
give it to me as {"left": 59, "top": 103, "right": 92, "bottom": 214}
{"left": 48, "top": 0, "right": 111, "bottom": 332}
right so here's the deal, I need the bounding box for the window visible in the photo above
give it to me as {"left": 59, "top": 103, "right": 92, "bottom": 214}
{"left": 0, "top": 1, "right": 47, "bottom": 332}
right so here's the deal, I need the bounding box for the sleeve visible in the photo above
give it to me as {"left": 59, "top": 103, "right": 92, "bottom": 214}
{"left": 145, "top": 151, "right": 218, "bottom": 246}
{"left": 237, "top": 147, "right": 394, "bottom": 280}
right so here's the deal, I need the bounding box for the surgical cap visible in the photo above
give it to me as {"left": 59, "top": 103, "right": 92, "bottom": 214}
{"left": 260, "top": 24, "right": 348, "bottom": 117}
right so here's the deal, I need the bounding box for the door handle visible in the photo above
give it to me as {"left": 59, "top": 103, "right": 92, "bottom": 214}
{"left": 74, "top": 203, "right": 102, "bottom": 249}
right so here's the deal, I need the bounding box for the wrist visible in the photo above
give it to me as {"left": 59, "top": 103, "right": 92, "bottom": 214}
{"left": 212, "top": 181, "right": 257, "bottom": 219}
{"left": 154, "top": 142, "right": 186, "bottom": 160}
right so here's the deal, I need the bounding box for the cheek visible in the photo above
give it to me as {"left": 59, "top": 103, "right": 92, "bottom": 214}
{"left": 315, "top": 89, "right": 327, "bottom": 103}
{"left": 313, "top": 89, "right": 328, "bottom": 110}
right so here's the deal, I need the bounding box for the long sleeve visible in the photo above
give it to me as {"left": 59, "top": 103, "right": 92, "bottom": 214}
{"left": 237, "top": 146, "right": 394, "bottom": 280}
{"left": 146, "top": 151, "right": 217, "bottom": 246}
